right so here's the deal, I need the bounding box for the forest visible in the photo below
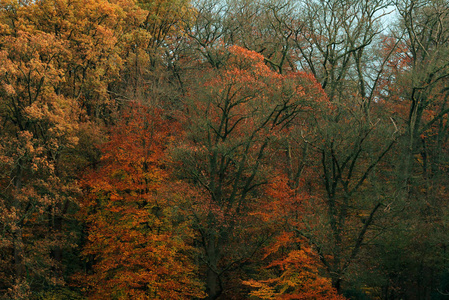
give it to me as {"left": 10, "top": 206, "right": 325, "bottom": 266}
{"left": 1, "top": 0, "right": 449, "bottom": 299}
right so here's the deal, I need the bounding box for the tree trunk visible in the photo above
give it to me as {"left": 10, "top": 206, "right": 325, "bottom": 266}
{"left": 206, "top": 267, "right": 222, "bottom": 300}
{"left": 13, "top": 228, "right": 24, "bottom": 279}
{"left": 332, "top": 276, "right": 342, "bottom": 294}
{"left": 205, "top": 236, "right": 222, "bottom": 300}
{"left": 13, "top": 167, "right": 24, "bottom": 281}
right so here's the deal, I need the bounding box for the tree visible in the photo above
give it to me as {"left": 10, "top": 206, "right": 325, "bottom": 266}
{"left": 264, "top": 0, "right": 406, "bottom": 294}
{"left": 0, "top": 17, "right": 81, "bottom": 299}
{"left": 76, "top": 104, "right": 205, "bottom": 299}
{"left": 0, "top": 0, "right": 138, "bottom": 296}
{"left": 388, "top": 0, "right": 449, "bottom": 187}
{"left": 361, "top": 1, "right": 449, "bottom": 296}
{"left": 173, "top": 44, "right": 326, "bottom": 299}
{"left": 185, "top": 0, "right": 299, "bottom": 74}
{"left": 22, "top": 0, "right": 139, "bottom": 117}
{"left": 116, "top": 0, "right": 194, "bottom": 107}
{"left": 244, "top": 248, "right": 346, "bottom": 300}
{"left": 242, "top": 174, "right": 346, "bottom": 300}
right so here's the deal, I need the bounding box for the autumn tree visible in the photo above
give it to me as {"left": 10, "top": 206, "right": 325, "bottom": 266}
{"left": 239, "top": 173, "right": 345, "bottom": 300}
{"left": 172, "top": 44, "right": 327, "bottom": 299}
{"left": 0, "top": 0, "right": 141, "bottom": 296}
{"left": 0, "top": 12, "right": 80, "bottom": 299}
{"left": 0, "top": 0, "right": 202, "bottom": 297}
{"left": 244, "top": 247, "right": 346, "bottom": 300}
{"left": 76, "top": 104, "right": 205, "bottom": 299}
{"left": 113, "top": 0, "right": 194, "bottom": 109}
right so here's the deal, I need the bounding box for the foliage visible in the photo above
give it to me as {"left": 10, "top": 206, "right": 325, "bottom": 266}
{"left": 244, "top": 247, "right": 345, "bottom": 300}
{"left": 75, "top": 105, "right": 205, "bottom": 299}
{"left": 1, "top": 0, "right": 449, "bottom": 299}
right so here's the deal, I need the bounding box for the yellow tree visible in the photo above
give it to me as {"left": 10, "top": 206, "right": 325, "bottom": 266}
{"left": 0, "top": 24, "right": 80, "bottom": 299}
{"left": 0, "top": 0, "right": 139, "bottom": 296}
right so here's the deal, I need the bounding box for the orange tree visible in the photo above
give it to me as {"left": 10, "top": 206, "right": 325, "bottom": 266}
{"left": 241, "top": 173, "right": 346, "bottom": 300}
{"left": 244, "top": 247, "right": 346, "bottom": 300}
{"left": 76, "top": 104, "right": 205, "bottom": 299}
